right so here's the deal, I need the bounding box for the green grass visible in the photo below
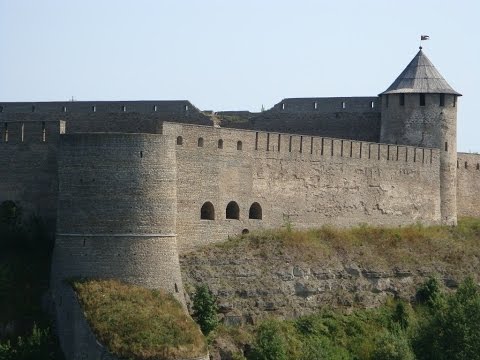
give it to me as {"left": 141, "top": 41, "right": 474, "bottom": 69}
{"left": 72, "top": 279, "right": 207, "bottom": 360}
{"left": 213, "top": 217, "right": 480, "bottom": 273}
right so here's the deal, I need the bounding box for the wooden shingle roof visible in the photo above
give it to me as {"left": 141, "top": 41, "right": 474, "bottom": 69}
{"left": 381, "top": 49, "right": 461, "bottom": 96}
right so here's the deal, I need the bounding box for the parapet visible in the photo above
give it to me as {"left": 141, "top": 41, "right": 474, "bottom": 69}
{"left": 1, "top": 120, "right": 66, "bottom": 144}
{"left": 270, "top": 97, "right": 380, "bottom": 113}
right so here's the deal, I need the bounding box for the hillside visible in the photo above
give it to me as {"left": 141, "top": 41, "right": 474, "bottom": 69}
{"left": 181, "top": 218, "right": 480, "bottom": 323}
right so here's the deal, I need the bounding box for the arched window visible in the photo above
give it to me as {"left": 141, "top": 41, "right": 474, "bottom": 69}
{"left": 200, "top": 202, "right": 215, "bottom": 220}
{"left": 249, "top": 202, "right": 262, "bottom": 220}
{"left": 237, "top": 141, "right": 242, "bottom": 151}
{"left": 226, "top": 201, "right": 240, "bottom": 220}
{"left": 176, "top": 136, "right": 183, "bottom": 145}
{"left": 198, "top": 137, "right": 204, "bottom": 147}
{"left": 218, "top": 139, "right": 223, "bottom": 149}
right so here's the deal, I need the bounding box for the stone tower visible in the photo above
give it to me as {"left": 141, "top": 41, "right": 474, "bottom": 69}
{"left": 379, "top": 48, "right": 461, "bottom": 225}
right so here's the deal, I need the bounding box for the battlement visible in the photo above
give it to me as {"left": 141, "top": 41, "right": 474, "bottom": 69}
{"left": 270, "top": 97, "right": 380, "bottom": 113}
{"left": 1, "top": 120, "right": 66, "bottom": 144}
{"left": 457, "top": 152, "right": 480, "bottom": 172}
{"left": 163, "top": 122, "right": 439, "bottom": 167}
{"left": 0, "top": 100, "right": 197, "bottom": 114}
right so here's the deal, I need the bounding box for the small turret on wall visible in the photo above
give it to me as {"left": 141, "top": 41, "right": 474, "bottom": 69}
{"left": 379, "top": 48, "right": 461, "bottom": 225}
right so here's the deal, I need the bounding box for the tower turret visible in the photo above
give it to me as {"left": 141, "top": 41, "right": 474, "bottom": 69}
{"left": 379, "top": 48, "right": 461, "bottom": 225}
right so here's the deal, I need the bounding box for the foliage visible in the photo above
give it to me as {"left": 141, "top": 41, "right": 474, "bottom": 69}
{"left": 192, "top": 284, "right": 219, "bottom": 336}
{"left": 0, "top": 324, "right": 59, "bottom": 360}
{"left": 372, "top": 327, "right": 415, "bottom": 360}
{"left": 250, "top": 320, "right": 287, "bottom": 360}
{"left": 413, "top": 277, "right": 480, "bottom": 360}
{"left": 415, "top": 277, "right": 442, "bottom": 309}
{"left": 73, "top": 279, "right": 207, "bottom": 360}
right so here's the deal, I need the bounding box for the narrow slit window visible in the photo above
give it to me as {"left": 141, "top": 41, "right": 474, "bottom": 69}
{"left": 420, "top": 94, "right": 426, "bottom": 106}
{"left": 299, "top": 136, "right": 303, "bottom": 153}
{"left": 255, "top": 132, "right": 259, "bottom": 150}
{"left": 440, "top": 93, "right": 445, "bottom": 107}
{"left": 266, "top": 133, "right": 270, "bottom": 151}
{"left": 341, "top": 101, "right": 346, "bottom": 109}
{"left": 465, "top": 161, "right": 468, "bottom": 169}
{"left": 63, "top": 106, "right": 67, "bottom": 113}
{"left": 310, "top": 137, "right": 314, "bottom": 154}
{"left": 277, "top": 134, "right": 281, "bottom": 152}
{"left": 122, "top": 105, "right": 127, "bottom": 112}
{"left": 176, "top": 136, "right": 183, "bottom": 145}
{"left": 281, "top": 103, "right": 285, "bottom": 110}
{"left": 42, "top": 122, "right": 46, "bottom": 142}
{"left": 4, "top": 123, "right": 8, "bottom": 142}
{"left": 197, "top": 137, "right": 204, "bottom": 147}
{"left": 370, "top": 101, "right": 374, "bottom": 108}
{"left": 445, "top": 142, "right": 448, "bottom": 152}
{"left": 154, "top": 105, "right": 158, "bottom": 112}
{"left": 400, "top": 94, "right": 405, "bottom": 106}
{"left": 476, "top": 163, "right": 479, "bottom": 170}
{"left": 237, "top": 141, "right": 242, "bottom": 150}
{"left": 21, "top": 123, "right": 24, "bottom": 142}
{"left": 92, "top": 105, "right": 96, "bottom": 112}
{"left": 453, "top": 96, "right": 457, "bottom": 107}
{"left": 289, "top": 136, "right": 292, "bottom": 152}
{"left": 314, "top": 101, "right": 318, "bottom": 110}
{"left": 321, "top": 138, "right": 324, "bottom": 156}
{"left": 218, "top": 139, "right": 223, "bottom": 149}
{"left": 185, "top": 105, "right": 189, "bottom": 111}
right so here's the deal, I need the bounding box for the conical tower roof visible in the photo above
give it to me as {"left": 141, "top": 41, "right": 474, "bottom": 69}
{"left": 381, "top": 49, "right": 461, "bottom": 96}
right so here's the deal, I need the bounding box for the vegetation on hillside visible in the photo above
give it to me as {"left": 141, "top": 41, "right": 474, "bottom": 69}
{"left": 73, "top": 279, "right": 207, "bottom": 360}
{"left": 210, "top": 277, "right": 480, "bottom": 360}
{"left": 0, "top": 200, "right": 62, "bottom": 359}
{"left": 214, "top": 217, "right": 480, "bottom": 273}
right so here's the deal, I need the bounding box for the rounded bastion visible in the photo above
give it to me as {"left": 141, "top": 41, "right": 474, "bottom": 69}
{"left": 51, "top": 132, "right": 184, "bottom": 304}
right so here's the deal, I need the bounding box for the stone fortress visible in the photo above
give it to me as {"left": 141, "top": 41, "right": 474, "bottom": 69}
{"left": 1, "top": 48, "right": 480, "bottom": 359}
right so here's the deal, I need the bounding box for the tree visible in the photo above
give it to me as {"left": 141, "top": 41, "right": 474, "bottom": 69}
{"left": 414, "top": 277, "right": 480, "bottom": 360}
{"left": 251, "top": 320, "right": 287, "bottom": 360}
{"left": 192, "top": 284, "right": 218, "bottom": 336}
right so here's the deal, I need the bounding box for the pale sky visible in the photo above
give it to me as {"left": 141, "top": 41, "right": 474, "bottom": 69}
{"left": 1, "top": 0, "right": 479, "bottom": 151}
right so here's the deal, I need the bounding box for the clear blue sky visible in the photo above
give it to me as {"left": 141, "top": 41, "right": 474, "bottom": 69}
{"left": 1, "top": 0, "right": 479, "bottom": 151}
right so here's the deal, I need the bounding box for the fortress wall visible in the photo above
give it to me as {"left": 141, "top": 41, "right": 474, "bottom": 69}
{"left": 52, "top": 133, "right": 185, "bottom": 304}
{"left": 270, "top": 97, "right": 380, "bottom": 113}
{"left": 0, "top": 101, "right": 212, "bottom": 133}
{"left": 163, "top": 123, "right": 441, "bottom": 251}
{"left": 0, "top": 120, "right": 64, "bottom": 229}
{"left": 456, "top": 152, "right": 480, "bottom": 218}
{"left": 251, "top": 112, "right": 381, "bottom": 142}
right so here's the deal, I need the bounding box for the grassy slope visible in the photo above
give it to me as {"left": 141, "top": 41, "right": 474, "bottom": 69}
{"left": 211, "top": 217, "right": 480, "bottom": 276}
{"left": 73, "top": 279, "right": 207, "bottom": 360}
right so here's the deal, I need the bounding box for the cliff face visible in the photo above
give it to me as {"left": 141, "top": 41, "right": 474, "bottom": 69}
{"left": 180, "top": 224, "right": 480, "bottom": 324}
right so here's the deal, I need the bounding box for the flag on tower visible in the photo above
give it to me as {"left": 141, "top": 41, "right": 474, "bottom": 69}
{"left": 421, "top": 35, "right": 430, "bottom": 40}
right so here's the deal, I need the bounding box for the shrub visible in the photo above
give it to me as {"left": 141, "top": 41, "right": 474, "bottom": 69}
{"left": 416, "top": 277, "right": 442, "bottom": 308}
{"left": 250, "top": 320, "right": 287, "bottom": 360}
{"left": 0, "top": 324, "right": 57, "bottom": 360}
{"left": 391, "top": 301, "right": 411, "bottom": 330}
{"left": 413, "top": 277, "right": 480, "bottom": 360}
{"left": 192, "top": 284, "right": 218, "bottom": 336}
{"left": 372, "top": 328, "right": 415, "bottom": 360}
{"left": 300, "top": 336, "right": 349, "bottom": 360}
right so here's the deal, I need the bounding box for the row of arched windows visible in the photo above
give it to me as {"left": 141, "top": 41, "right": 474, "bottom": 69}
{"left": 200, "top": 201, "right": 262, "bottom": 220}
{"left": 177, "top": 136, "right": 243, "bottom": 150}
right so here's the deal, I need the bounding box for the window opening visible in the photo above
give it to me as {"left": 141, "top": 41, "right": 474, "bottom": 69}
{"left": 177, "top": 136, "right": 183, "bottom": 145}
{"left": 218, "top": 139, "right": 223, "bottom": 149}
{"left": 200, "top": 202, "right": 215, "bottom": 220}
{"left": 249, "top": 202, "right": 262, "bottom": 220}
{"left": 226, "top": 201, "right": 240, "bottom": 220}
{"left": 198, "top": 137, "right": 204, "bottom": 147}
{"left": 237, "top": 141, "right": 242, "bottom": 150}
{"left": 420, "top": 94, "right": 426, "bottom": 106}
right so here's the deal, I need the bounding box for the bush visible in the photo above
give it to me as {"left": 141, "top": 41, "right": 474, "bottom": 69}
{"left": 0, "top": 324, "right": 58, "bottom": 360}
{"left": 391, "top": 301, "right": 411, "bottom": 330}
{"left": 300, "top": 336, "right": 349, "bottom": 360}
{"left": 372, "top": 328, "right": 415, "bottom": 360}
{"left": 250, "top": 320, "right": 287, "bottom": 360}
{"left": 192, "top": 284, "right": 218, "bottom": 336}
{"left": 413, "top": 277, "right": 480, "bottom": 360}
{"left": 415, "top": 277, "right": 442, "bottom": 308}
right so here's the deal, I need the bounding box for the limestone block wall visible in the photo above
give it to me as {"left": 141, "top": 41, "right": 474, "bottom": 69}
{"left": 456, "top": 152, "right": 480, "bottom": 218}
{"left": 0, "top": 120, "right": 65, "bottom": 229}
{"left": 0, "top": 100, "right": 212, "bottom": 134}
{"left": 163, "top": 122, "right": 441, "bottom": 252}
{"left": 52, "top": 133, "right": 185, "bottom": 303}
{"left": 252, "top": 97, "right": 381, "bottom": 142}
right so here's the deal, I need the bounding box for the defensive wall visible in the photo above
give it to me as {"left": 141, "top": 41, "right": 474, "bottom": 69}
{"left": 163, "top": 122, "right": 441, "bottom": 251}
{"left": 0, "top": 120, "right": 65, "bottom": 230}
{"left": 252, "top": 97, "right": 381, "bottom": 142}
{"left": 0, "top": 100, "right": 212, "bottom": 134}
{"left": 457, "top": 152, "right": 480, "bottom": 218}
